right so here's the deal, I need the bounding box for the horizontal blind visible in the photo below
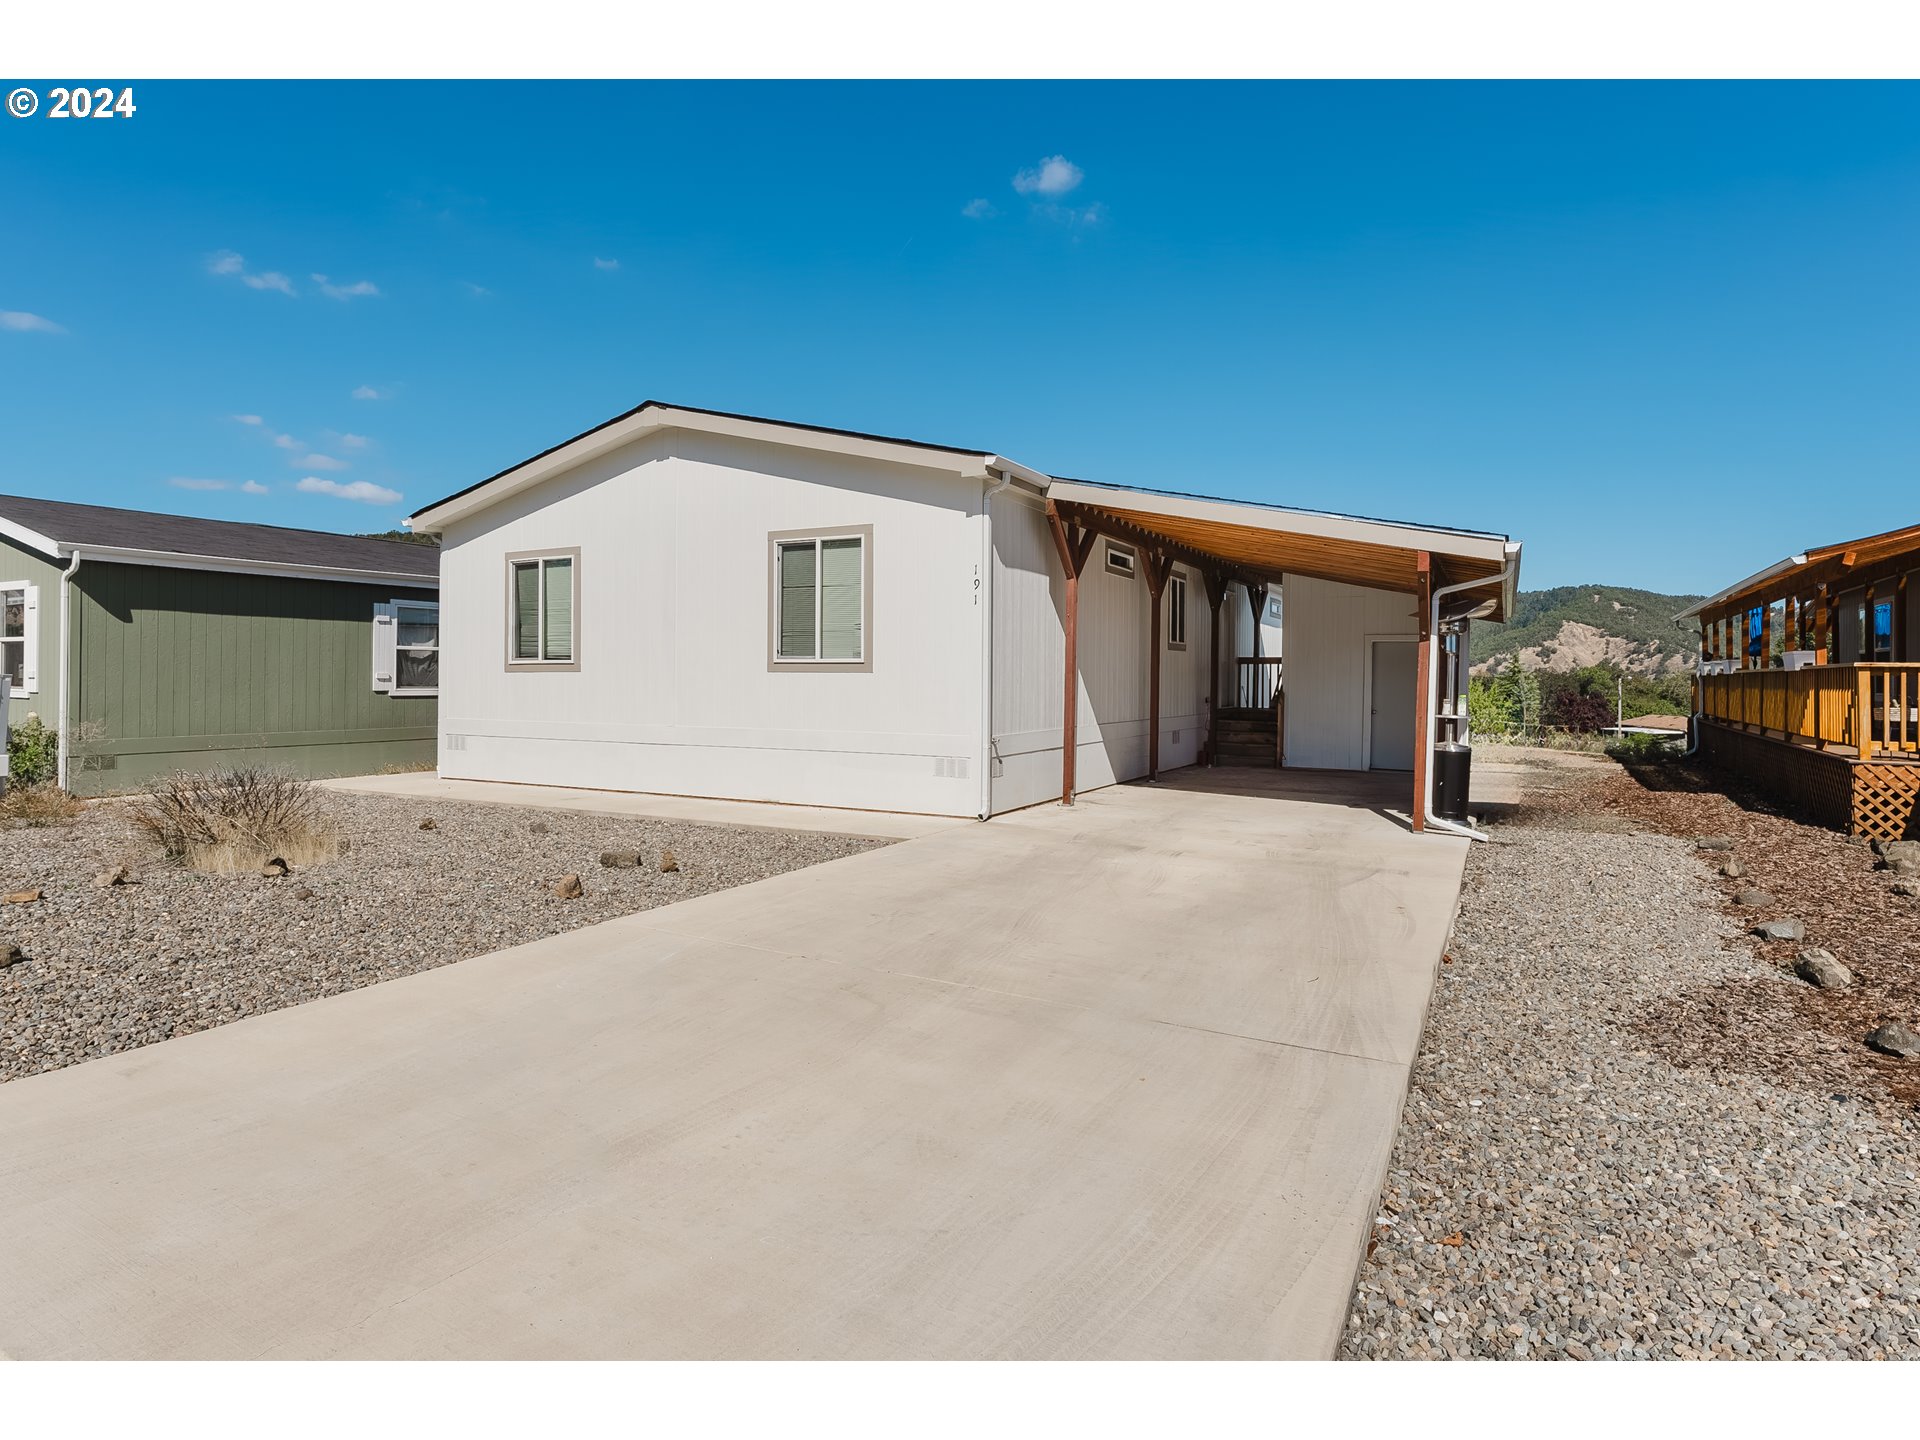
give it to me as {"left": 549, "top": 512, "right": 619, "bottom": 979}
{"left": 778, "top": 542, "right": 817, "bottom": 658}
{"left": 819, "top": 537, "right": 862, "bottom": 660}
{"left": 513, "top": 562, "right": 540, "bottom": 659}
{"left": 542, "top": 557, "right": 573, "bottom": 661}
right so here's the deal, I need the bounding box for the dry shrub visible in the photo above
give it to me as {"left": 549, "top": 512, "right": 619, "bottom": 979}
{"left": 133, "top": 768, "right": 342, "bottom": 874}
{"left": 0, "top": 782, "right": 86, "bottom": 827}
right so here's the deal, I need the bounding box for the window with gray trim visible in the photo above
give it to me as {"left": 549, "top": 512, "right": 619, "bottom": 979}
{"left": 1167, "top": 571, "right": 1188, "bottom": 648}
{"left": 507, "top": 552, "right": 578, "bottom": 666}
{"left": 774, "top": 533, "right": 865, "bottom": 662}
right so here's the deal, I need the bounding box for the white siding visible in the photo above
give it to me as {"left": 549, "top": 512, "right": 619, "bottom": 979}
{"left": 1280, "top": 573, "right": 1420, "bottom": 771}
{"left": 988, "top": 493, "right": 1210, "bottom": 813}
{"left": 436, "top": 429, "right": 987, "bottom": 815}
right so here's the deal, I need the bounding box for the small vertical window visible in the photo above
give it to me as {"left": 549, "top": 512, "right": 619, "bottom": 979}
{"left": 1167, "top": 571, "right": 1188, "bottom": 648}
{"left": 1, "top": 587, "right": 24, "bottom": 694}
{"left": 0, "top": 583, "right": 35, "bottom": 697}
{"left": 393, "top": 600, "right": 440, "bottom": 695}
{"left": 772, "top": 531, "right": 868, "bottom": 667}
{"left": 507, "top": 551, "right": 580, "bottom": 668}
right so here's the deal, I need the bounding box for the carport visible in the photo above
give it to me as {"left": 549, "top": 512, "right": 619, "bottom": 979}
{"left": 1043, "top": 481, "right": 1521, "bottom": 831}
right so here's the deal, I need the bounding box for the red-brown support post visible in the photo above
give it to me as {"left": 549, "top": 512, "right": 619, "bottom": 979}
{"left": 1203, "top": 570, "right": 1226, "bottom": 765}
{"left": 1412, "top": 551, "right": 1433, "bottom": 834}
{"left": 1865, "top": 581, "right": 1879, "bottom": 660}
{"left": 1817, "top": 584, "right": 1833, "bottom": 664}
{"left": 1897, "top": 574, "right": 1911, "bottom": 662}
{"left": 1760, "top": 599, "right": 1773, "bottom": 670}
{"left": 1143, "top": 551, "right": 1171, "bottom": 781}
{"left": 1047, "top": 502, "right": 1098, "bottom": 805}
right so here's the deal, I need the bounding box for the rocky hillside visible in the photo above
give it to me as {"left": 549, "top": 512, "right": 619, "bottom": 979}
{"left": 1471, "top": 585, "right": 1703, "bottom": 676}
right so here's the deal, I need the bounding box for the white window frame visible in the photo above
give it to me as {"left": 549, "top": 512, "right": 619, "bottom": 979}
{"left": 0, "top": 580, "right": 37, "bottom": 698}
{"left": 1167, "top": 570, "right": 1188, "bottom": 650}
{"left": 505, "top": 549, "right": 581, "bottom": 672}
{"left": 390, "top": 598, "right": 441, "bottom": 698}
{"left": 1105, "top": 542, "right": 1136, "bottom": 579}
{"left": 768, "top": 526, "right": 872, "bottom": 673}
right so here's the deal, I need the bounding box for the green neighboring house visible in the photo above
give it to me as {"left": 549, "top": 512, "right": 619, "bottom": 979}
{"left": 0, "top": 494, "right": 439, "bottom": 795}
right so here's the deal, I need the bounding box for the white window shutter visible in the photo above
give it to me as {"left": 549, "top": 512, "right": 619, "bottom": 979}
{"left": 22, "top": 583, "right": 38, "bottom": 693}
{"left": 372, "top": 602, "right": 396, "bottom": 691}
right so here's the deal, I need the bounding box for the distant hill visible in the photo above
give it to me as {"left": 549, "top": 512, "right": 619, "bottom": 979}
{"left": 1470, "top": 584, "right": 1704, "bottom": 677}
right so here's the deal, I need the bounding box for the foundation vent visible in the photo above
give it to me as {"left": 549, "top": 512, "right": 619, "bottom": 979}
{"left": 444, "top": 733, "right": 467, "bottom": 752}
{"left": 933, "top": 755, "right": 970, "bottom": 780}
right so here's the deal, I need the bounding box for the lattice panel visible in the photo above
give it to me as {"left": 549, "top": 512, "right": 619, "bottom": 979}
{"left": 1852, "top": 764, "right": 1920, "bottom": 842}
{"left": 1701, "top": 722, "right": 1853, "bottom": 831}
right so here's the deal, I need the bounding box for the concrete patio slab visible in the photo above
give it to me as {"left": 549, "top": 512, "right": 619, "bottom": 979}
{"left": 0, "top": 766, "right": 1467, "bottom": 1360}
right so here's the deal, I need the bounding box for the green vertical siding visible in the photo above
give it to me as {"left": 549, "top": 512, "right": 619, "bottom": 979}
{"left": 0, "top": 533, "right": 64, "bottom": 739}
{"left": 68, "top": 562, "right": 437, "bottom": 794}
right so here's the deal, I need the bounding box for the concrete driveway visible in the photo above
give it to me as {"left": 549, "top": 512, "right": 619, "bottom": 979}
{"left": 0, "top": 768, "right": 1467, "bottom": 1360}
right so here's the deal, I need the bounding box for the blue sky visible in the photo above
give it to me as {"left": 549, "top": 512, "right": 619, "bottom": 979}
{"left": 3, "top": 81, "right": 1917, "bottom": 591}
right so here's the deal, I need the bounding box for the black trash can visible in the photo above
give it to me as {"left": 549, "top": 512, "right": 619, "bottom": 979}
{"left": 1433, "top": 742, "right": 1471, "bottom": 823}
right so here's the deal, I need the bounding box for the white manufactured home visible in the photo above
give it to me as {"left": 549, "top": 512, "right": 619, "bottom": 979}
{"left": 408, "top": 403, "right": 1520, "bottom": 829}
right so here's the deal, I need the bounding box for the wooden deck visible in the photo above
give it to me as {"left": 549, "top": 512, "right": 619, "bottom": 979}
{"left": 1699, "top": 663, "right": 1920, "bottom": 759}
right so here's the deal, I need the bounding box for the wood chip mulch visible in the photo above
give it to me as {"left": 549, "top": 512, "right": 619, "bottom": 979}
{"left": 1567, "top": 760, "right": 1920, "bottom": 1109}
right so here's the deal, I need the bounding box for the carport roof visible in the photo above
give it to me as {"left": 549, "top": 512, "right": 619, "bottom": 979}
{"left": 1047, "top": 478, "right": 1520, "bottom": 618}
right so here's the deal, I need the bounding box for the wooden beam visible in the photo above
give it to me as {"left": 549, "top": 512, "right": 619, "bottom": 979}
{"left": 1142, "top": 551, "right": 1171, "bottom": 781}
{"left": 1203, "top": 570, "right": 1226, "bottom": 764}
{"left": 1817, "top": 583, "right": 1831, "bottom": 665}
{"left": 1412, "top": 552, "right": 1433, "bottom": 834}
{"left": 1046, "top": 501, "right": 1092, "bottom": 806}
{"left": 1898, "top": 574, "right": 1911, "bottom": 663}
{"left": 1760, "top": 599, "right": 1772, "bottom": 670}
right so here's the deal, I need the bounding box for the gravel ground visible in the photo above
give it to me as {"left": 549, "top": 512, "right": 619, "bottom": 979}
{"left": 0, "top": 792, "right": 884, "bottom": 1083}
{"left": 1341, "top": 754, "right": 1920, "bottom": 1360}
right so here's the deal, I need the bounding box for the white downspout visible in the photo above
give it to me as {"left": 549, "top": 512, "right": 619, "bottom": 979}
{"left": 978, "top": 469, "right": 1013, "bottom": 820}
{"left": 56, "top": 548, "right": 82, "bottom": 792}
{"left": 1422, "top": 542, "right": 1521, "bottom": 841}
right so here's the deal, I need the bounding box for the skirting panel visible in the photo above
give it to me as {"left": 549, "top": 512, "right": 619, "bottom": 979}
{"left": 1700, "top": 722, "right": 1919, "bottom": 840}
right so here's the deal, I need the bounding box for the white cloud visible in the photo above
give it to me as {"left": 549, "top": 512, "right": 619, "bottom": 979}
{"left": 298, "top": 477, "right": 401, "bottom": 505}
{"left": 352, "top": 385, "right": 383, "bottom": 401}
{"left": 593, "top": 257, "right": 620, "bottom": 271}
{"left": 311, "top": 274, "right": 381, "bottom": 301}
{"left": 231, "top": 413, "right": 264, "bottom": 426}
{"left": 210, "top": 250, "right": 297, "bottom": 295}
{"left": 299, "top": 453, "right": 349, "bottom": 471}
{"left": 1037, "top": 201, "right": 1107, "bottom": 228}
{"left": 169, "top": 477, "right": 232, "bottom": 491}
{"left": 961, "top": 198, "right": 998, "bottom": 220}
{"left": 1012, "top": 155, "right": 1083, "bottom": 198}
{"left": 272, "top": 432, "right": 301, "bottom": 450}
{"left": 1, "top": 311, "right": 64, "bottom": 333}
{"left": 239, "top": 480, "right": 270, "bottom": 495}
{"left": 460, "top": 281, "right": 492, "bottom": 297}
{"left": 337, "top": 433, "right": 370, "bottom": 449}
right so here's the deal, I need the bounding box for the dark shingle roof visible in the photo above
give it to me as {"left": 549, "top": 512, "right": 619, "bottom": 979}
{"left": 0, "top": 493, "right": 438, "bottom": 582}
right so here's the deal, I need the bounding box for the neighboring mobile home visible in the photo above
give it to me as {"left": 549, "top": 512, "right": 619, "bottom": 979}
{"left": 0, "top": 495, "right": 440, "bottom": 794}
{"left": 407, "top": 402, "right": 1520, "bottom": 825}
{"left": 1681, "top": 520, "right": 1920, "bottom": 838}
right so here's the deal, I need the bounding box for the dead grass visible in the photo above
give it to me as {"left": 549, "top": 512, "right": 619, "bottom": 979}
{"left": 132, "top": 768, "right": 342, "bottom": 874}
{"left": 0, "top": 783, "right": 86, "bottom": 828}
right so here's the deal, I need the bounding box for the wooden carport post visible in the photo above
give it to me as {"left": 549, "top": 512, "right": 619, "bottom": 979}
{"left": 1142, "top": 550, "right": 1171, "bottom": 781}
{"left": 1411, "top": 551, "right": 1432, "bottom": 835}
{"left": 1047, "top": 502, "right": 1098, "bottom": 806}
{"left": 1203, "top": 570, "right": 1227, "bottom": 765}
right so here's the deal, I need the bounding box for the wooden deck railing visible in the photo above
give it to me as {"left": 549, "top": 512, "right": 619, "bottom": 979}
{"left": 1234, "top": 656, "right": 1281, "bottom": 710}
{"left": 1700, "top": 663, "right": 1920, "bottom": 758}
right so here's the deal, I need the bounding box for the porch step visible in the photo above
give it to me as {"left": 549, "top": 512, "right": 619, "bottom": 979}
{"left": 1213, "top": 743, "right": 1278, "bottom": 767}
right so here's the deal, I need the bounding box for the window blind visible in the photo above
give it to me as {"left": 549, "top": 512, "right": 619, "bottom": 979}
{"left": 542, "top": 557, "right": 573, "bottom": 661}
{"left": 513, "top": 562, "right": 540, "bottom": 659}
{"left": 778, "top": 542, "right": 817, "bottom": 658}
{"left": 819, "top": 537, "right": 862, "bottom": 660}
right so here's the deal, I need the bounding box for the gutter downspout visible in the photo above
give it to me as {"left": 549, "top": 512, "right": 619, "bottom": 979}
{"left": 977, "top": 468, "right": 1014, "bottom": 819}
{"left": 56, "top": 548, "right": 82, "bottom": 792}
{"left": 1422, "top": 541, "right": 1521, "bottom": 842}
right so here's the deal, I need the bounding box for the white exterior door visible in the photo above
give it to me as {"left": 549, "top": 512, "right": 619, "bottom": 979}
{"left": 1368, "top": 639, "right": 1417, "bottom": 771}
